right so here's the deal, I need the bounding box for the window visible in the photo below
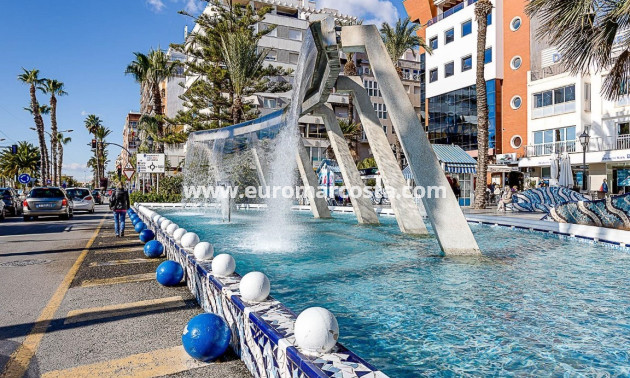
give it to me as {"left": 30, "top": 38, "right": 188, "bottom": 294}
{"left": 487, "top": 13, "right": 492, "bottom": 26}
{"left": 445, "top": 28, "right": 455, "bottom": 44}
{"left": 511, "top": 135, "right": 523, "bottom": 149}
{"left": 461, "top": 55, "right": 472, "bottom": 71}
{"left": 383, "top": 125, "right": 388, "bottom": 134}
{"left": 511, "top": 56, "right": 522, "bottom": 70}
{"left": 288, "top": 28, "right": 303, "bottom": 41}
{"left": 429, "top": 68, "right": 438, "bottom": 83}
{"left": 364, "top": 80, "right": 381, "bottom": 97}
{"left": 510, "top": 17, "right": 522, "bottom": 31}
{"left": 373, "top": 103, "right": 388, "bottom": 120}
{"left": 511, "top": 96, "right": 522, "bottom": 109}
{"left": 265, "top": 50, "right": 277, "bottom": 61}
{"left": 414, "top": 86, "right": 421, "bottom": 95}
{"left": 533, "top": 85, "right": 576, "bottom": 109}
{"left": 444, "top": 62, "right": 454, "bottom": 78}
{"left": 619, "top": 122, "right": 630, "bottom": 135}
{"left": 429, "top": 36, "right": 438, "bottom": 50}
{"left": 484, "top": 47, "right": 492, "bottom": 64}
{"left": 261, "top": 23, "right": 277, "bottom": 37}
{"left": 289, "top": 53, "right": 299, "bottom": 65}
{"left": 462, "top": 20, "right": 472, "bottom": 37}
{"left": 263, "top": 98, "right": 277, "bottom": 108}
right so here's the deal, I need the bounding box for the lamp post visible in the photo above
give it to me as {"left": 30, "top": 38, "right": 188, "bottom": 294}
{"left": 579, "top": 130, "right": 590, "bottom": 193}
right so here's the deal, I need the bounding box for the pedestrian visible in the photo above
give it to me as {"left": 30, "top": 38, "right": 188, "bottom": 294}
{"left": 600, "top": 178, "right": 609, "bottom": 195}
{"left": 497, "top": 186, "right": 514, "bottom": 212}
{"left": 109, "top": 182, "right": 130, "bottom": 237}
{"left": 493, "top": 185, "right": 502, "bottom": 204}
{"left": 453, "top": 178, "right": 461, "bottom": 199}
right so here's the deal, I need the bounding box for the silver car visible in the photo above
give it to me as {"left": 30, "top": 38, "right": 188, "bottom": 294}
{"left": 23, "top": 187, "right": 74, "bottom": 221}
{"left": 65, "top": 188, "right": 95, "bottom": 213}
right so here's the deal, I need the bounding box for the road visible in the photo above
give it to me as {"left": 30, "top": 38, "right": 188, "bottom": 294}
{"left": 0, "top": 205, "right": 250, "bottom": 377}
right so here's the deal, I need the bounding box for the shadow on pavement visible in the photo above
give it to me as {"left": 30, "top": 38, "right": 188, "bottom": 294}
{"left": 0, "top": 339, "right": 40, "bottom": 378}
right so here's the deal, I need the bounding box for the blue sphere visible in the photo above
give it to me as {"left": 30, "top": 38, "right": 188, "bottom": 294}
{"left": 139, "top": 229, "right": 155, "bottom": 243}
{"left": 182, "top": 313, "right": 231, "bottom": 362}
{"left": 134, "top": 222, "right": 147, "bottom": 233}
{"left": 130, "top": 214, "right": 139, "bottom": 222}
{"left": 156, "top": 260, "right": 184, "bottom": 286}
{"left": 144, "top": 240, "right": 164, "bottom": 258}
{"left": 127, "top": 209, "right": 135, "bottom": 215}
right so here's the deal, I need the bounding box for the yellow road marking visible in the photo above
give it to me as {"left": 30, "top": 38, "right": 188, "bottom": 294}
{"left": 88, "top": 258, "right": 157, "bottom": 267}
{"left": 64, "top": 296, "right": 184, "bottom": 325}
{"left": 41, "top": 345, "right": 208, "bottom": 378}
{"left": 0, "top": 215, "right": 107, "bottom": 378}
{"left": 94, "top": 247, "right": 142, "bottom": 255}
{"left": 80, "top": 273, "right": 155, "bottom": 288}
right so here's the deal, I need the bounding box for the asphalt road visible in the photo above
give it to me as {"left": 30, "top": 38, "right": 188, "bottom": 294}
{"left": 0, "top": 206, "right": 250, "bottom": 377}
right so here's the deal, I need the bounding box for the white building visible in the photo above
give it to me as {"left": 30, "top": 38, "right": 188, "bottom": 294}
{"left": 519, "top": 63, "right": 630, "bottom": 195}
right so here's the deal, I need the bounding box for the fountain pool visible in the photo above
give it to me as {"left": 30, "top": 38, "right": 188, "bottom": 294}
{"left": 155, "top": 208, "right": 630, "bottom": 376}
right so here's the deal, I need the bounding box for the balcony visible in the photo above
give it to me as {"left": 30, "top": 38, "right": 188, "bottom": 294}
{"left": 426, "top": 0, "right": 477, "bottom": 27}
{"left": 524, "top": 135, "right": 630, "bottom": 157}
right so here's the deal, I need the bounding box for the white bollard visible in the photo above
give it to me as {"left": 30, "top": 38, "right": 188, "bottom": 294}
{"left": 193, "top": 242, "right": 214, "bottom": 261}
{"left": 239, "top": 272, "right": 270, "bottom": 302}
{"left": 294, "top": 307, "right": 339, "bottom": 355}
{"left": 211, "top": 254, "right": 235, "bottom": 277}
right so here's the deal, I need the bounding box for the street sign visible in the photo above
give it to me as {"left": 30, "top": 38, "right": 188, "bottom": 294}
{"left": 137, "top": 154, "right": 165, "bottom": 173}
{"left": 18, "top": 173, "right": 31, "bottom": 184}
{"left": 123, "top": 162, "right": 135, "bottom": 180}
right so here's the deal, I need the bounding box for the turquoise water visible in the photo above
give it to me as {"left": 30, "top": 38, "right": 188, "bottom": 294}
{"left": 162, "top": 209, "right": 630, "bottom": 376}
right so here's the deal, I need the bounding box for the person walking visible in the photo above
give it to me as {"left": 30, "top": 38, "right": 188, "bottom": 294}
{"left": 600, "top": 178, "right": 609, "bottom": 198}
{"left": 109, "top": 183, "right": 130, "bottom": 237}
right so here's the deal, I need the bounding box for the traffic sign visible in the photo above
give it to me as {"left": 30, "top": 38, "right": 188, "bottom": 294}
{"left": 123, "top": 162, "right": 135, "bottom": 180}
{"left": 18, "top": 173, "right": 31, "bottom": 184}
{"left": 137, "top": 154, "right": 165, "bottom": 173}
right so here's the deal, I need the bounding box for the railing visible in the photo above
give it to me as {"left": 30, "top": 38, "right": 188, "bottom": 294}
{"left": 426, "top": 1, "right": 471, "bottom": 27}
{"left": 524, "top": 135, "right": 630, "bottom": 157}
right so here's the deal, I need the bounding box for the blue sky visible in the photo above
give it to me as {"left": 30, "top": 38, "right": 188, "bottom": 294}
{"left": 0, "top": 0, "right": 407, "bottom": 182}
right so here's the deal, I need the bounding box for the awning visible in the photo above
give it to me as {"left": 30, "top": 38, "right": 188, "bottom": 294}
{"left": 403, "top": 144, "right": 477, "bottom": 179}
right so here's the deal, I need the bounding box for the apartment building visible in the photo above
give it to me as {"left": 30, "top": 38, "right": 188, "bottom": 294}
{"left": 119, "top": 112, "right": 142, "bottom": 172}
{"left": 405, "top": 0, "right": 530, "bottom": 155}
{"left": 518, "top": 21, "right": 630, "bottom": 194}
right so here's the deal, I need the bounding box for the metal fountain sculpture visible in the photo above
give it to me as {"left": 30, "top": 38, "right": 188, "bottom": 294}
{"left": 186, "top": 16, "right": 480, "bottom": 256}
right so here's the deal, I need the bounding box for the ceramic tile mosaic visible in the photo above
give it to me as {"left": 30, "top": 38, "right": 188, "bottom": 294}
{"left": 138, "top": 209, "right": 386, "bottom": 378}
{"left": 512, "top": 187, "right": 588, "bottom": 213}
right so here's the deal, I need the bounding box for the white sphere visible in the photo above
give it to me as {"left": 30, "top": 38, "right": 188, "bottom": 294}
{"left": 181, "top": 232, "right": 200, "bottom": 249}
{"left": 193, "top": 242, "right": 214, "bottom": 261}
{"left": 152, "top": 214, "right": 161, "bottom": 223}
{"left": 294, "top": 307, "right": 339, "bottom": 355}
{"left": 173, "top": 228, "right": 187, "bottom": 242}
{"left": 160, "top": 219, "right": 172, "bottom": 231}
{"left": 239, "top": 272, "right": 270, "bottom": 303}
{"left": 166, "top": 223, "right": 179, "bottom": 236}
{"left": 211, "top": 254, "right": 235, "bottom": 277}
{"left": 157, "top": 217, "right": 167, "bottom": 227}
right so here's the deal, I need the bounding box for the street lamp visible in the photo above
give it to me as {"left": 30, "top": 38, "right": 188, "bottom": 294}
{"left": 579, "top": 130, "right": 590, "bottom": 192}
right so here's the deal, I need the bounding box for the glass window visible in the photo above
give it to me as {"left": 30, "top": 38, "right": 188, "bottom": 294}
{"left": 511, "top": 56, "right": 522, "bottom": 70}
{"left": 511, "top": 17, "right": 522, "bottom": 31}
{"left": 289, "top": 53, "right": 299, "bottom": 65}
{"left": 445, "top": 62, "right": 454, "bottom": 78}
{"left": 511, "top": 96, "right": 522, "bottom": 109}
{"left": 265, "top": 50, "right": 277, "bottom": 61}
{"left": 564, "top": 85, "right": 576, "bottom": 102}
{"left": 487, "top": 13, "right": 492, "bottom": 26}
{"left": 429, "top": 36, "right": 438, "bottom": 50}
{"left": 543, "top": 91, "right": 553, "bottom": 106}
{"left": 66, "top": 189, "right": 90, "bottom": 199}
{"left": 544, "top": 130, "right": 554, "bottom": 143}
{"left": 484, "top": 47, "right": 492, "bottom": 64}
{"left": 288, "top": 28, "right": 303, "bottom": 41}
{"left": 554, "top": 87, "right": 565, "bottom": 103}
{"left": 263, "top": 98, "right": 277, "bottom": 108}
{"left": 534, "top": 131, "right": 543, "bottom": 144}
{"left": 445, "top": 28, "right": 455, "bottom": 44}
{"left": 429, "top": 68, "right": 438, "bottom": 83}
{"left": 462, "top": 55, "right": 472, "bottom": 71}
{"left": 29, "top": 188, "right": 64, "bottom": 198}
{"left": 462, "top": 20, "right": 472, "bottom": 36}
{"left": 534, "top": 93, "right": 543, "bottom": 108}
{"left": 618, "top": 122, "right": 630, "bottom": 135}
{"left": 566, "top": 126, "right": 576, "bottom": 140}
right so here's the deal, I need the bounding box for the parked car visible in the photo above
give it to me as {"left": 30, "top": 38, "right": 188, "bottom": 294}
{"left": 23, "top": 187, "right": 74, "bottom": 221}
{"left": 65, "top": 188, "right": 95, "bottom": 213}
{"left": 92, "top": 189, "right": 103, "bottom": 205}
{"left": 0, "top": 199, "right": 5, "bottom": 220}
{"left": 0, "top": 188, "right": 24, "bottom": 216}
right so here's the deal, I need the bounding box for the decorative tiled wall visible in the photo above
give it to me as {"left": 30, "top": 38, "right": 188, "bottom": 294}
{"left": 138, "top": 208, "right": 388, "bottom": 378}
{"left": 512, "top": 187, "right": 588, "bottom": 213}
{"left": 549, "top": 193, "right": 630, "bottom": 231}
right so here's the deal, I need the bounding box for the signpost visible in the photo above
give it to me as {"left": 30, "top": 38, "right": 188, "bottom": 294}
{"left": 137, "top": 154, "right": 165, "bottom": 173}
{"left": 18, "top": 173, "right": 31, "bottom": 185}
{"left": 123, "top": 162, "right": 135, "bottom": 180}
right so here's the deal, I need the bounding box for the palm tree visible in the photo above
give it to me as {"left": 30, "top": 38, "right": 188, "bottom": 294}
{"left": 220, "top": 31, "right": 268, "bottom": 125}
{"left": 0, "top": 142, "right": 41, "bottom": 186}
{"left": 39, "top": 79, "right": 67, "bottom": 186}
{"left": 57, "top": 132, "right": 71, "bottom": 185}
{"left": 138, "top": 114, "right": 161, "bottom": 153}
{"left": 338, "top": 119, "right": 362, "bottom": 163}
{"left": 84, "top": 114, "right": 103, "bottom": 181}
{"left": 125, "top": 48, "right": 181, "bottom": 152}
{"left": 18, "top": 68, "right": 48, "bottom": 183}
{"left": 527, "top": 0, "right": 630, "bottom": 100}
{"left": 24, "top": 104, "right": 51, "bottom": 180}
{"left": 94, "top": 125, "right": 112, "bottom": 185}
{"left": 380, "top": 18, "right": 431, "bottom": 77}
{"left": 473, "top": 0, "right": 493, "bottom": 210}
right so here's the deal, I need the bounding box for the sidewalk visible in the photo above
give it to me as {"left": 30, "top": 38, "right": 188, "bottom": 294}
{"left": 17, "top": 212, "right": 251, "bottom": 377}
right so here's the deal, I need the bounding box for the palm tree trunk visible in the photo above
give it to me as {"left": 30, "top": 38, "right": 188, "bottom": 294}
{"left": 50, "top": 95, "right": 59, "bottom": 186}
{"left": 29, "top": 85, "right": 47, "bottom": 184}
{"left": 473, "top": 0, "right": 493, "bottom": 209}
{"left": 232, "top": 96, "right": 243, "bottom": 126}
{"left": 348, "top": 94, "right": 355, "bottom": 124}
{"left": 152, "top": 84, "right": 165, "bottom": 153}
{"left": 58, "top": 143, "right": 64, "bottom": 185}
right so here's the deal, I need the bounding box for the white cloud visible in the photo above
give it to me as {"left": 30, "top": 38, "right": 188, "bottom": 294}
{"left": 184, "top": 0, "right": 202, "bottom": 14}
{"left": 318, "top": 0, "right": 399, "bottom": 26}
{"left": 81, "top": 110, "right": 88, "bottom": 116}
{"left": 147, "top": 0, "right": 166, "bottom": 12}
